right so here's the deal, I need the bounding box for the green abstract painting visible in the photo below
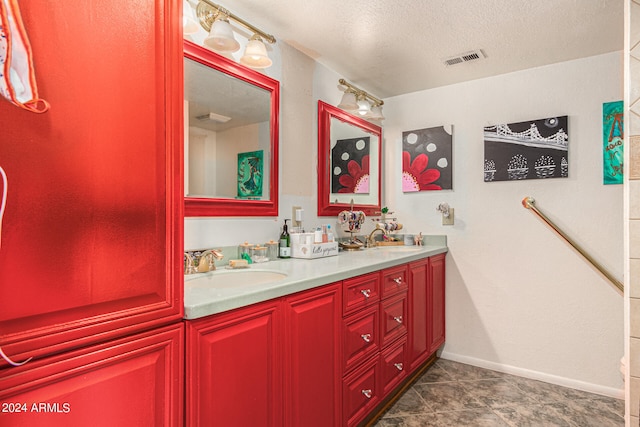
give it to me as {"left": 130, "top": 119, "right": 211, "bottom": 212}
{"left": 237, "top": 150, "right": 263, "bottom": 198}
{"left": 603, "top": 101, "right": 623, "bottom": 185}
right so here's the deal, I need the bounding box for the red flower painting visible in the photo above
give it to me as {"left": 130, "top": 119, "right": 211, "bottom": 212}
{"left": 338, "top": 155, "right": 370, "bottom": 193}
{"left": 402, "top": 151, "right": 441, "bottom": 191}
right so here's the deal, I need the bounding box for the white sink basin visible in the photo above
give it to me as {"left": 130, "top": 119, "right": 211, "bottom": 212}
{"left": 185, "top": 269, "right": 287, "bottom": 289}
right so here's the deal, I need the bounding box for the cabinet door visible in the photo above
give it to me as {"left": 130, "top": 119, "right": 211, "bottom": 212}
{"left": 284, "top": 283, "right": 342, "bottom": 427}
{"left": 186, "top": 301, "right": 282, "bottom": 427}
{"left": 429, "top": 254, "right": 446, "bottom": 354}
{"left": 0, "top": 323, "right": 184, "bottom": 427}
{"left": 0, "top": 0, "right": 183, "bottom": 364}
{"left": 408, "top": 258, "right": 429, "bottom": 372}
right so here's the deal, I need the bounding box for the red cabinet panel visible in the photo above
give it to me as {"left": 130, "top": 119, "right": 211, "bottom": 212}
{"left": 343, "top": 272, "right": 380, "bottom": 315}
{"left": 408, "top": 256, "right": 447, "bottom": 371}
{"left": 429, "top": 254, "right": 446, "bottom": 354}
{"left": 0, "top": 0, "right": 183, "bottom": 364}
{"left": 380, "top": 337, "right": 407, "bottom": 396}
{"left": 0, "top": 323, "right": 184, "bottom": 427}
{"left": 186, "top": 301, "right": 282, "bottom": 427}
{"left": 343, "top": 356, "right": 380, "bottom": 427}
{"left": 343, "top": 305, "right": 379, "bottom": 372}
{"left": 381, "top": 264, "right": 408, "bottom": 298}
{"left": 408, "top": 258, "right": 429, "bottom": 372}
{"left": 380, "top": 291, "right": 407, "bottom": 347}
{"left": 284, "top": 284, "right": 342, "bottom": 427}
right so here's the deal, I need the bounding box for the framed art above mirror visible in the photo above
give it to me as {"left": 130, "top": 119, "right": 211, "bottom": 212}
{"left": 317, "top": 100, "right": 382, "bottom": 216}
{"left": 184, "top": 40, "right": 279, "bottom": 217}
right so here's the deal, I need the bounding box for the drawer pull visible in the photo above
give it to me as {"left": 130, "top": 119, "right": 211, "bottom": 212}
{"left": 360, "top": 289, "right": 371, "bottom": 298}
{"left": 361, "top": 333, "right": 372, "bottom": 343}
{"left": 362, "top": 389, "right": 373, "bottom": 399}
{"left": 394, "top": 362, "right": 404, "bottom": 371}
{"left": 393, "top": 315, "right": 403, "bottom": 324}
{"left": 393, "top": 277, "right": 403, "bottom": 285}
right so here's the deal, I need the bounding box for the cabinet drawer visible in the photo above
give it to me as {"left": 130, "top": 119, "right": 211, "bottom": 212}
{"left": 343, "top": 357, "right": 380, "bottom": 427}
{"left": 381, "top": 265, "right": 408, "bottom": 298}
{"left": 343, "top": 305, "right": 379, "bottom": 372}
{"left": 381, "top": 292, "right": 407, "bottom": 348}
{"left": 380, "top": 337, "right": 407, "bottom": 397}
{"left": 343, "top": 272, "right": 380, "bottom": 315}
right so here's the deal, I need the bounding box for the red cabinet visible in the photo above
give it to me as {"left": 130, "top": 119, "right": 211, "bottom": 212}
{"left": 0, "top": 323, "right": 184, "bottom": 427}
{"left": 186, "top": 284, "right": 342, "bottom": 427}
{"left": 408, "top": 255, "right": 447, "bottom": 372}
{"left": 186, "top": 254, "right": 445, "bottom": 427}
{"left": 0, "top": 0, "right": 183, "bottom": 365}
{"left": 284, "top": 283, "right": 342, "bottom": 427}
{"left": 429, "top": 254, "right": 446, "bottom": 354}
{"left": 186, "top": 300, "right": 282, "bottom": 427}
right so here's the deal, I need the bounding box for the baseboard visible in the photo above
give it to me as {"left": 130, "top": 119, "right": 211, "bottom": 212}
{"left": 439, "top": 350, "right": 624, "bottom": 400}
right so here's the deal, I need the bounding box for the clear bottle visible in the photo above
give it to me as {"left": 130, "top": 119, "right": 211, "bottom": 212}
{"left": 279, "top": 219, "right": 291, "bottom": 258}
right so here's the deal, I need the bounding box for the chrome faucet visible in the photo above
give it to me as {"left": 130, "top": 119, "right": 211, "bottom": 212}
{"left": 367, "top": 225, "right": 387, "bottom": 248}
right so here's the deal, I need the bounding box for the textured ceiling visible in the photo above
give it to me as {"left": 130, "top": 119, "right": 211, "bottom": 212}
{"left": 216, "top": 0, "right": 624, "bottom": 99}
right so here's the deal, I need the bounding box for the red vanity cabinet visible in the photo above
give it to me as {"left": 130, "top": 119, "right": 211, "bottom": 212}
{"left": 185, "top": 300, "right": 282, "bottom": 427}
{"left": 185, "top": 253, "right": 445, "bottom": 427}
{"left": 186, "top": 283, "right": 342, "bottom": 427}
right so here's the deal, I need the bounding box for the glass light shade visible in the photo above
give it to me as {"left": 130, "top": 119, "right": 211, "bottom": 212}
{"left": 240, "top": 36, "right": 272, "bottom": 69}
{"left": 369, "top": 105, "right": 385, "bottom": 120}
{"left": 357, "top": 97, "right": 371, "bottom": 116}
{"left": 182, "top": 0, "right": 199, "bottom": 35}
{"left": 204, "top": 18, "right": 240, "bottom": 53}
{"left": 337, "top": 91, "right": 358, "bottom": 111}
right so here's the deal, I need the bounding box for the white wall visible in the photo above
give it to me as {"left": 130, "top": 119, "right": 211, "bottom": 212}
{"left": 383, "top": 52, "right": 624, "bottom": 396}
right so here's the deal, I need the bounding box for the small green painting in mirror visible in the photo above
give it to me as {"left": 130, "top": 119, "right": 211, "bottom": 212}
{"left": 238, "top": 150, "right": 263, "bottom": 198}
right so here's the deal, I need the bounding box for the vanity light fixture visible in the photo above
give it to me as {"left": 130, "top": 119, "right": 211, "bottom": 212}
{"left": 337, "top": 78, "right": 384, "bottom": 121}
{"left": 195, "top": 0, "right": 276, "bottom": 67}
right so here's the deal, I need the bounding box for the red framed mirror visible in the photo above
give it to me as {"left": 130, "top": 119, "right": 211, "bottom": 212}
{"left": 317, "top": 100, "right": 382, "bottom": 216}
{"left": 184, "top": 40, "right": 279, "bottom": 216}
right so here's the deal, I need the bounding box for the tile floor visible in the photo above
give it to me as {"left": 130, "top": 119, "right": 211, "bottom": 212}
{"left": 373, "top": 359, "right": 624, "bottom": 427}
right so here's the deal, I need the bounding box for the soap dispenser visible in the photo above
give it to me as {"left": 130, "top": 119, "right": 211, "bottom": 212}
{"left": 279, "top": 219, "right": 291, "bottom": 259}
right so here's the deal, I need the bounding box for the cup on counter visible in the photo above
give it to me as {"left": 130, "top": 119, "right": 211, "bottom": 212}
{"left": 404, "top": 234, "right": 415, "bottom": 246}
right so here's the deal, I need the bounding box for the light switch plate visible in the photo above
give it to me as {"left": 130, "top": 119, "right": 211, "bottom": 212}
{"left": 292, "top": 206, "right": 302, "bottom": 228}
{"left": 442, "top": 208, "right": 454, "bottom": 225}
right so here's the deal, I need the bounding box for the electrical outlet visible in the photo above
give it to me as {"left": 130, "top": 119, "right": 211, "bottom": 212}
{"left": 292, "top": 206, "right": 302, "bottom": 228}
{"left": 442, "top": 208, "right": 454, "bottom": 225}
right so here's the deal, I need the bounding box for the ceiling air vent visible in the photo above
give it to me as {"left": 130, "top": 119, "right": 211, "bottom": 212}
{"left": 443, "top": 50, "right": 486, "bottom": 67}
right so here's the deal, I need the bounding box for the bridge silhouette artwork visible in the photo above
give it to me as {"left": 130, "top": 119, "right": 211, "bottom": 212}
{"left": 484, "top": 116, "right": 568, "bottom": 182}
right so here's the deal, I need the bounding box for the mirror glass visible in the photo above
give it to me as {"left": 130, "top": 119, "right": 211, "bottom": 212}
{"left": 317, "top": 101, "right": 382, "bottom": 216}
{"left": 184, "top": 40, "right": 279, "bottom": 216}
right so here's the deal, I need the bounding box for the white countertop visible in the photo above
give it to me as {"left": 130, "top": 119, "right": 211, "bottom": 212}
{"left": 184, "top": 237, "right": 448, "bottom": 320}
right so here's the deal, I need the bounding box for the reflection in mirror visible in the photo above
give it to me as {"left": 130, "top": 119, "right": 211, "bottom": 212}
{"left": 184, "top": 40, "right": 279, "bottom": 217}
{"left": 318, "top": 101, "right": 382, "bottom": 216}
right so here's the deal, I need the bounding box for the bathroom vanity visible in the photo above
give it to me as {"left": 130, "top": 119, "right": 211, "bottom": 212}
{"left": 184, "top": 240, "right": 447, "bottom": 427}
